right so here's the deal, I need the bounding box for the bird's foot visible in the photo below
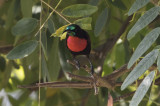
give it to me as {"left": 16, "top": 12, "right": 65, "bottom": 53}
{"left": 90, "top": 74, "right": 98, "bottom": 95}
{"left": 73, "top": 59, "right": 80, "bottom": 70}
{"left": 86, "top": 57, "right": 98, "bottom": 94}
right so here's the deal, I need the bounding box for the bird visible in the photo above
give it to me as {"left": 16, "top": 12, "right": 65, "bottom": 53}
{"left": 63, "top": 24, "right": 94, "bottom": 75}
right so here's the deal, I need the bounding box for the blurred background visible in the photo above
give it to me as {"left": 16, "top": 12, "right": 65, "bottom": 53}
{"left": 0, "top": 0, "right": 159, "bottom": 105}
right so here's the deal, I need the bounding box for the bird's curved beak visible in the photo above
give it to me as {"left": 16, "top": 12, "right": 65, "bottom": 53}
{"left": 63, "top": 29, "right": 71, "bottom": 33}
{"left": 63, "top": 30, "right": 67, "bottom": 33}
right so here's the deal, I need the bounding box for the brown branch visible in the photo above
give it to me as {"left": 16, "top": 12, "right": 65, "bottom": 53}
{"left": 37, "top": 82, "right": 93, "bottom": 88}
{"left": 104, "top": 64, "right": 135, "bottom": 81}
{"left": 18, "top": 82, "right": 92, "bottom": 89}
{"left": 67, "top": 72, "right": 93, "bottom": 82}
{"left": 67, "top": 60, "right": 114, "bottom": 90}
{"left": 18, "top": 63, "right": 160, "bottom": 101}
{"left": 18, "top": 84, "right": 38, "bottom": 89}
{"left": 17, "top": 63, "right": 128, "bottom": 90}
{"left": 104, "top": 64, "right": 128, "bottom": 80}
{"left": 0, "top": 45, "right": 13, "bottom": 54}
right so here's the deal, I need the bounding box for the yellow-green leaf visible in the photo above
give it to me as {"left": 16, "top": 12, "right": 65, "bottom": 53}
{"left": 60, "top": 32, "right": 67, "bottom": 40}
{"left": 51, "top": 25, "right": 69, "bottom": 38}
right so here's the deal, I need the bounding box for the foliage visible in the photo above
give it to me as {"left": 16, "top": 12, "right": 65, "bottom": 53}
{"left": 0, "top": 0, "right": 160, "bottom": 106}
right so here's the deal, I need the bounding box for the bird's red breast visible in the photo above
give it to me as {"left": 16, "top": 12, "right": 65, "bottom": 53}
{"left": 67, "top": 36, "right": 87, "bottom": 52}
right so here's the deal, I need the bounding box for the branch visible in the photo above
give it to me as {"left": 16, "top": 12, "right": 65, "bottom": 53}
{"left": 0, "top": 45, "right": 13, "bottom": 54}
{"left": 18, "top": 62, "right": 160, "bottom": 99}
{"left": 18, "top": 82, "right": 92, "bottom": 89}
{"left": 67, "top": 60, "right": 114, "bottom": 90}
{"left": 104, "top": 64, "right": 135, "bottom": 80}
{"left": 67, "top": 72, "right": 93, "bottom": 82}
{"left": 37, "top": 82, "right": 92, "bottom": 88}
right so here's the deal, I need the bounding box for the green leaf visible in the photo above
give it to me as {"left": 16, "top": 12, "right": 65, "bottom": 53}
{"left": 130, "top": 71, "right": 155, "bottom": 106}
{"left": 127, "top": 6, "right": 160, "bottom": 40}
{"left": 48, "top": 18, "right": 55, "bottom": 34}
{"left": 42, "top": 54, "right": 50, "bottom": 82}
{"left": 74, "top": 17, "right": 92, "bottom": 30}
{"left": 61, "top": 4, "right": 98, "bottom": 18}
{"left": 94, "top": 8, "right": 108, "bottom": 37}
{"left": 11, "top": 18, "right": 38, "bottom": 36}
{"left": 115, "top": 43, "right": 125, "bottom": 68}
{"left": 48, "top": 38, "right": 60, "bottom": 81}
{"left": 7, "top": 40, "right": 38, "bottom": 59}
{"left": 128, "top": 27, "right": 160, "bottom": 68}
{"left": 128, "top": 0, "right": 150, "bottom": 16}
{"left": 121, "top": 49, "right": 159, "bottom": 90}
{"left": 41, "top": 31, "right": 48, "bottom": 60}
{"left": 6, "top": 0, "right": 20, "bottom": 30}
{"left": 61, "top": 88, "right": 80, "bottom": 100}
{"left": 58, "top": 41, "right": 72, "bottom": 73}
{"left": 157, "top": 52, "right": 160, "bottom": 72}
{"left": 21, "top": 0, "right": 32, "bottom": 17}
{"left": 108, "top": 0, "right": 127, "bottom": 10}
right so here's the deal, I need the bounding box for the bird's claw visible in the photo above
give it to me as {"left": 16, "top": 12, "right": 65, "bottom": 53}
{"left": 90, "top": 74, "right": 98, "bottom": 95}
{"left": 73, "top": 59, "right": 80, "bottom": 70}
{"left": 75, "top": 64, "right": 80, "bottom": 70}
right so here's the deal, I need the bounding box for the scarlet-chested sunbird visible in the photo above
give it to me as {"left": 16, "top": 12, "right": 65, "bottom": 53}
{"left": 63, "top": 24, "right": 94, "bottom": 74}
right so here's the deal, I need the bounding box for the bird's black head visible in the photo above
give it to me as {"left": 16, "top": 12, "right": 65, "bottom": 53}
{"left": 63, "top": 24, "right": 81, "bottom": 36}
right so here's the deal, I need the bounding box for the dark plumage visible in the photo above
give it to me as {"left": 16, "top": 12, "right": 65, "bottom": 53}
{"left": 63, "top": 24, "right": 93, "bottom": 74}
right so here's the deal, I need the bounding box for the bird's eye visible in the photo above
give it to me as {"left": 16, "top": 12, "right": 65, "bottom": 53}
{"left": 66, "top": 27, "right": 70, "bottom": 30}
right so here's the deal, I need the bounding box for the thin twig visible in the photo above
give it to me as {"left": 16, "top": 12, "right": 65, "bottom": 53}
{"left": 41, "top": 0, "right": 72, "bottom": 24}
{"left": 38, "top": 1, "right": 43, "bottom": 106}
{"left": 35, "top": 0, "right": 62, "bottom": 36}
{"left": 104, "top": 64, "right": 134, "bottom": 81}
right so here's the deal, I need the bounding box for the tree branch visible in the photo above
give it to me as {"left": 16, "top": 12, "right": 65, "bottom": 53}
{"left": 0, "top": 45, "right": 13, "bottom": 54}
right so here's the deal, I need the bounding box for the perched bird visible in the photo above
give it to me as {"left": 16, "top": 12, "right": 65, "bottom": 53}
{"left": 63, "top": 24, "right": 94, "bottom": 74}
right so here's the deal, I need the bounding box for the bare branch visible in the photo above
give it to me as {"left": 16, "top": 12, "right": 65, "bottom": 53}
{"left": 67, "top": 72, "right": 93, "bottom": 82}
{"left": 37, "top": 82, "right": 93, "bottom": 88}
